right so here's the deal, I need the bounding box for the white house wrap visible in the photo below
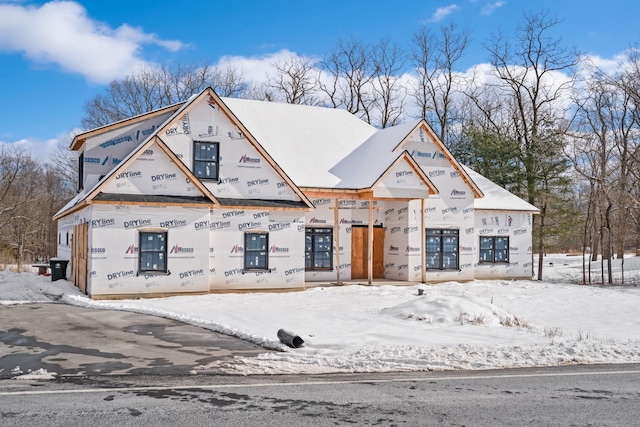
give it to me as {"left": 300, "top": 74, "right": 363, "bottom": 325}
{"left": 55, "top": 87, "right": 538, "bottom": 299}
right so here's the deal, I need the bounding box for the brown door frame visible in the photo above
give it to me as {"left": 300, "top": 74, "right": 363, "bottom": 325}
{"left": 351, "top": 224, "right": 384, "bottom": 280}
{"left": 72, "top": 222, "right": 88, "bottom": 294}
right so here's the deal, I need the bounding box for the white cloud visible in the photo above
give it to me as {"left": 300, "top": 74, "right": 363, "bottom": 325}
{"left": 0, "top": 1, "right": 186, "bottom": 83}
{"left": 1, "top": 129, "right": 78, "bottom": 163}
{"left": 581, "top": 51, "right": 630, "bottom": 76}
{"left": 216, "top": 49, "right": 321, "bottom": 84}
{"left": 481, "top": 1, "right": 506, "bottom": 16}
{"left": 425, "top": 4, "right": 460, "bottom": 23}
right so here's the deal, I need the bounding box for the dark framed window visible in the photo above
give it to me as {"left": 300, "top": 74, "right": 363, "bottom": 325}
{"left": 78, "top": 152, "right": 84, "bottom": 191}
{"left": 305, "top": 227, "right": 333, "bottom": 270}
{"left": 139, "top": 231, "right": 168, "bottom": 273}
{"left": 244, "top": 232, "right": 268, "bottom": 270}
{"left": 426, "top": 229, "right": 459, "bottom": 270}
{"left": 193, "top": 141, "right": 219, "bottom": 180}
{"left": 479, "top": 236, "right": 509, "bottom": 263}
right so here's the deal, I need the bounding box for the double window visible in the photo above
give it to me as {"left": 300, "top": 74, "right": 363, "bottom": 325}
{"left": 479, "top": 236, "right": 509, "bottom": 263}
{"left": 305, "top": 227, "right": 333, "bottom": 270}
{"left": 193, "top": 141, "right": 219, "bottom": 180}
{"left": 139, "top": 231, "right": 168, "bottom": 274}
{"left": 244, "top": 232, "right": 268, "bottom": 270}
{"left": 426, "top": 229, "right": 459, "bottom": 270}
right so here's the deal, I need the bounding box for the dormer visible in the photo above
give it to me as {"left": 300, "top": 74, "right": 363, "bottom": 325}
{"left": 71, "top": 103, "right": 183, "bottom": 194}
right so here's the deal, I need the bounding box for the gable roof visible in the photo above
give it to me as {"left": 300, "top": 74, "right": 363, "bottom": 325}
{"left": 328, "top": 123, "right": 416, "bottom": 189}
{"left": 328, "top": 125, "right": 438, "bottom": 195}
{"left": 57, "top": 88, "right": 538, "bottom": 221}
{"left": 54, "top": 134, "right": 219, "bottom": 219}
{"left": 463, "top": 166, "right": 539, "bottom": 212}
{"left": 372, "top": 151, "right": 438, "bottom": 198}
{"left": 185, "top": 89, "right": 314, "bottom": 208}
{"left": 392, "top": 120, "right": 484, "bottom": 198}
{"left": 56, "top": 88, "right": 318, "bottom": 220}
{"left": 70, "top": 102, "right": 186, "bottom": 151}
{"left": 220, "top": 97, "right": 378, "bottom": 188}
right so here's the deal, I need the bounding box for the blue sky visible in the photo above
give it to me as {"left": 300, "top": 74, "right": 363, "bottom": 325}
{"left": 1, "top": 0, "right": 639, "bottom": 160}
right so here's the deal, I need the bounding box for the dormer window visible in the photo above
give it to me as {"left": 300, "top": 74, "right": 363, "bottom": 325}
{"left": 193, "top": 141, "right": 219, "bottom": 180}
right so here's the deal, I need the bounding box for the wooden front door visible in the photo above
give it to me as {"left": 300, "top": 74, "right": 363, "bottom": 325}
{"left": 351, "top": 226, "right": 385, "bottom": 280}
{"left": 71, "top": 222, "right": 88, "bottom": 294}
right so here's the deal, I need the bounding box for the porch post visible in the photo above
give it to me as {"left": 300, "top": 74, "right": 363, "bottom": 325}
{"left": 334, "top": 198, "right": 341, "bottom": 284}
{"left": 421, "top": 198, "right": 426, "bottom": 283}
{"left": 368, "top": 195, "right": 374, "bottom": 285}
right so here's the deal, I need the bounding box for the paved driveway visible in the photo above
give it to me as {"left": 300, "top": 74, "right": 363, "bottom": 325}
{"left": 0, "top": 303, "right": 271, "bottom": 378}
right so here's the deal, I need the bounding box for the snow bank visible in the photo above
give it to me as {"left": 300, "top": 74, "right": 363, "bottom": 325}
{"left": 2, "top": 255, "right": 640, "bottom": 375}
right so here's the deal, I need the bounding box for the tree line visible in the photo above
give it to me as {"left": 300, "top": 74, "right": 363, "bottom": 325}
{"left": 0, "top": 144, "right": 73, "bottom": 270}
{"left": 2, "top": 10, "right": 638, "bottom": 283}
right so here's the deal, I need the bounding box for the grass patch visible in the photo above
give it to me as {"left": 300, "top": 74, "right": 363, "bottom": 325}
{"left": 459, "top": 312, "right": 488, "bottom": 325}
{"left": 544, "top": 326, "right": 562, "bottom": 338}
{"left": 500, "top": 315, "right": 531, "bottom": 329}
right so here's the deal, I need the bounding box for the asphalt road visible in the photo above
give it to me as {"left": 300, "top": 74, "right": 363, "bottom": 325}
{"left": 0, "top": 303, "right": 272, "bottom": 378}
{"left": 3, "top": 303, "right": 640, "bottom": 426}
{"left": 1, "top": 364, "right": 640, "bottom": 426}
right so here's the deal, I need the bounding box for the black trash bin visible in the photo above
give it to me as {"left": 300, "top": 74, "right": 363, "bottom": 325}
{"left": 50, "top": 258, "right": 69, "bottom": 281}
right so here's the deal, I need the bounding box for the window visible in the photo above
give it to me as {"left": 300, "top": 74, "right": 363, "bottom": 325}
{"left": 426, "top": 229, "right": 459, "bottom": 270}
{"left": 305, "top": 228, "right": 333, "bottom": 270}
{"left": 193, "top": 141, "right": 219, "bottom": 180}
{"left": 78, "top": 152, "right": 84, "bottom": 191}
{"left": 479, "top": 236, "right": 509, "bottom": 263}
{"left": 244, "top": 232, "right": 268, "bottom": 270}
{"left": 139, "top": 231, "right": 168, "bottom": 273}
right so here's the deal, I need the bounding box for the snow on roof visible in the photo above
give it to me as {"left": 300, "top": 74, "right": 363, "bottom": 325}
{"left": 221, "top": 98, "right": 378, "bottom": 188}
{"left": 463, "top": 166, "right": 539, "bottom": 212}
{"left": 329, "top": 121, "right": 420, "bottom": 188}
{"left": 53, "top": 191, "right": 84, "bottom": 219}
{"left": 57, "top": 90, "right": 538, "bottom": 219}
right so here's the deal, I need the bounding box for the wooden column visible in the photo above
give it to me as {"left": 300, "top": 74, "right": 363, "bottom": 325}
{"left": 367, "top": 195, "right": 374, "bottom": 285}
{"left": 334, "top": 198, "right": 341, "bottom": 284}
{"left": 421, "top": 198, "right": 426, "bottom": 283}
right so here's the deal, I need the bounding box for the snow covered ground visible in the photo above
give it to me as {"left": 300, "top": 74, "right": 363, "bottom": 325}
{"left": 2, "top": 255, "right": 640, "bottom": 375}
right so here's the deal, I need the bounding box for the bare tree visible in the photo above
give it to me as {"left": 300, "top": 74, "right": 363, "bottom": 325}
{"left": 82, "top": 62, "right": 249, "bottom": 129}
{"left": 0, "top": 148, "right": 42, "bottom": 269}
{"left": 318, "top": 37, "right": 376, "bottom": 123}
{"left": 266, "top": 54, "right": 319, "bottom": 104}
{"left": 40, "top": 164, "right": 74, "bottom": 260}
{"left": 567, "top": 52, "right": 640, "bottom": 284}
{"left": 567, "top": 77, "right": 615, "bottom": 283}
{"left": 50, "top": 134, "right": 79, "bottom": 190}
{"left": 410, "top": 23, "right": 470, "bottom": 143}
{"left": 371, "top": 39, "right": 407, "bottom": 128}
{"left": 0, "top": 145, "right": 35, "bottom": 221}
{"left": 466, "top": 11, "right": 579, "bottom": 280}
{"left": 618, "top": 48, "right": 640, "bottom": 260}
{"left": 210, "top": 63, "right": 252, "bottom": 98}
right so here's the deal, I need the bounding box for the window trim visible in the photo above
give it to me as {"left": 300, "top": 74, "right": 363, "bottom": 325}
{"left": 305, "top": 227, "right": 334, "bottom": 271}
{"left": 193, "top": 141, "right": 219, "bottom": 181}
{"left": 244, "top": 231, "right": 269, "bottom": 271}
{"left": 425, "top": 228, "right": 459, "bottom": 270}
{"left": 138, "top": 229, "right": 169, "bottom": 275}
{"left": 479, "top": 235, "right": 510, "bottom": 264}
